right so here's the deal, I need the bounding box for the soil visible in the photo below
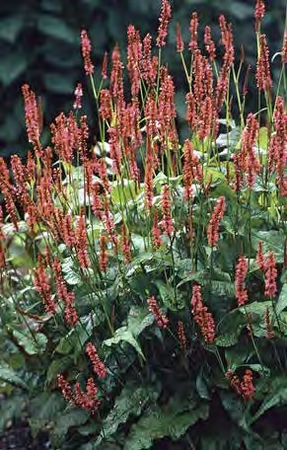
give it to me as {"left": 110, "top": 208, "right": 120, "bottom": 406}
{"left": 0, "top": 420, "right": 51, "bottom": 450}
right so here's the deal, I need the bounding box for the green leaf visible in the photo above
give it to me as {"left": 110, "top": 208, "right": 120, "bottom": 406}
{"left": 103, "top": 327, "right": 145, "bottom": 360}
{"left": 127, "top": 306, "right": 154, "bottom": 337}
{"left": 46, "top": 357, "right": 72, "bottom": 384}
{"left": 53, "top": 409, "right": 89, "bottom": 438}
{"left": 154, "top": 280, "right": 178, "bottom": 310}
{"left": 250, "top": 376, "right": 287, "bottom": 424}
{"left": 111, "top": 179, "right": 137, "bottom": 204}
{"left": 124, "top": 397, "right": 209, "bottom": 449}
{"left": 11, "top": 328, "right": 48, "bottom": 355}
{"left": 0, "top": 15, "right": 25, "bottom": 43}
{"left": 0, "top": 366, "right": 29, "bottom": 390}
{"left": 0, "top": 52, "right": 28, "bottom": 86}
{"left": 37, "top": 15, "right": 77, "bottom": 44}
{"left": 95, "top": 382, "right": 159, "bottom": 446}
{"left": 276, "top": 284, "right": 287, "bottom": 315}
{"left": 216, "top": 310, "right": 246, "bottom": 347}
{"left": 0, "top": 394, "right": 26, "bottom": 431}
{"left": 30, "top": 392, "right": 65, "bottom": 422}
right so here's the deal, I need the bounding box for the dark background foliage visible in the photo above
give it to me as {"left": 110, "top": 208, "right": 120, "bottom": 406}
{"left": 0, "top": 0, "right": 285, "bottom": 161}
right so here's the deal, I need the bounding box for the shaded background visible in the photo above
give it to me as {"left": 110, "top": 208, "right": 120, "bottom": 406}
{"left": 0, "top": 0, "right": 285, "bottom": 161}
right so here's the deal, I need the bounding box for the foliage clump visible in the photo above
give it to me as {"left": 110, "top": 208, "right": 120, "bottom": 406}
{"left": 0, "top": 0, "right": 287, "bottom": 448}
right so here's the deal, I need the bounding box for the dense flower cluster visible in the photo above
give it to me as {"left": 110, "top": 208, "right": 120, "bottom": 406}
{"left": 147, "top": 296, "right": 169, "bottom": 328}
{"left": 1, "top": 0, "right": 286, "bottom": 435}
{"left": 207, "top": 196, "right": 226, "bottom": 247}
{"left": 191, "top": 285, "right": 215, "bottom": 343}
{"left": 57, "top": 374, "right": 100, "bottom": 414}
{"left": 235, "top": 256, "right": 248, "bottom": 307}
{"left": 86, "top": 342, "right": 107, "bottom": 378}
{"left": 81, "top": 30, "right": 94, "bottom": 75}
{"left": 226, "top": 369, "right": 255, "bottom": 400}
{"left": 156, "top": 0, "right": 171, "bottom": 48}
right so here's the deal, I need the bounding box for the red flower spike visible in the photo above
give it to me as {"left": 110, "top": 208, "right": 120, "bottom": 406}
{"left": 191, "top": 285, "right": 216, "bottom": 344}
{"left": 141, "top": 34, "right": 157, "bottom": 86}
{"left": 101, "top": 51, "right": 108, "bottom": 79}
{"left": 256, "top": 241, "right": 265, "bottom": 272}
{"left": 256, "top": 34, "right": 272, "bottom": 92}
{"left": 255, "top": 0, "right": 265, "bottom": 32}
{"left": 235, "top": 256, "right": 248, "bottom": 307}
{"left": 204, "top": 25, "right": 216, "bottom": 61}
{"left": 73, "top": 83, "right": 83, "bottom": 110}
{"left": 22, "top": 84, "right": 42, "bottom": 156}
{"left": 127, "top": 25, "right": 142, "bottom": 96}
{"left": 120, "top": 223, "right": 131, "bottom": 263}
{"left": 99, "top": 234, "right": 109, "bottom": 272}
{"left": 34, "top": 255, "right": 56, "bottom": 315}
{"left": 99, "top": 89, "right": 113, "bottom": 121}
{"left": 86, "top": 342, "right": 107, "bottom": 378}
{"left": 189, "top": 12, "right": 198, "bottom": 52}
{"left": 176, "top": 23, "right": 184, "bottom": 53}
{"left": 57, "top": 374, "right": 74, "bottom": 403}
{"left": 74, "top": 380, "right": 100, "bottom": 415}
{"left": 156, "top": 0, "right": 171, "bottom": 48}
{"left": 81, "top": 30, "right": 94, "bottom": 75}
{"left": 207, "top": 196, "right": 226, "bottom": 248}
{"left": 160, "top": 184, "right": 174, "bottom": 237}
{"left": 75, "top": 215, "right": 90, "bottom": 269}
{"left": 240, "top": 369, "right": 255, "bottom": 400}
{"left": 264, "top": 251, "right": 277, "bottom": 298}
{"left": 152, "top": 209, "right": 163, "bottom": 249}
{"left": 147, "top": 296, "right": 169, "bottom": 328}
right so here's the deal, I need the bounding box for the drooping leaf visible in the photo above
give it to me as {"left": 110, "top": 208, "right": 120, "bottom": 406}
{"left": 0, "top": 52, "right": 28, "bottom": 86}
{"left": 53, "top": 409, "right": 89, "bottom": 438}
{"left": 249, "top": 376, "right": 287, "bottom": 424}
{"left": 0, "top": 394, "right": 26, "bottom": 432}
{"left": 46, "top": 356, "right": 72, "bottom": 384}
{"left": 276, "top": 284, "right": 287, "bottom": 315}
{"left": 216, "top": 310, "right": 246, "bottom": 347}
{"left": 124, "top": 397, "right": 209, "bottom": 450}
{"left": 0, "top": 15, "right": 25, "bottom": 43}
{"left": 0, "top": 366, "right": 29, "bottom": 390}
{"left": 103, "top": 327, "right": 145, "bottom": 359}
{"left": 37, "top": 15, "right": 78, "bottom": 44}
{"left": 95, "top": 382, "right": 160, "bottom": 446}
{"left": 11, "top": 328, "right": 48, "bottom": 355}
{"left": 127, "top": 306, "right": 154, "bottom": 337}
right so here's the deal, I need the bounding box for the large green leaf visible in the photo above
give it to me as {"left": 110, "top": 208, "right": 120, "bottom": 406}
{"left": 53, "top": 409, "right": 89, "bottom": 438}
{"left": 0, "top": 52, "right": 28, "bottom": 86}
{"left": 216, "top": 310, "right": 246, "bottom": 347}
{"left": 0, "top": 394, "right": 26, "bottom": 432}
{"left": 0, "top": 366, "right": 29, "bottom": 390}
{"left": 103, "top": 327, "right": 145, "bottom": 359}
{"left": 127, "top": 306, "right": 154, "bottom": 337}
{"left": 249, "top": 376, "right": 287, "bottom": 424}
{"left": 124, "top": 397, "right": 209, "bottom": 449}
{"left": 37, "top": 15, "right": 78, "bottom": 44}
{"left": 95, "top": 382, "right": 160, "bottom": 446}
{"left": 276, "top": 284, "right": 287, "bottom": 315}
{"left": 0, "top": 15, "right": 25, "bottom": 43}
{"left": 11, "top": 328, "right": 48, "bottom": 355}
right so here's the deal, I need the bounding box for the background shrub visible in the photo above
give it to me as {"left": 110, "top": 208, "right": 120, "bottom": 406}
{"left": 0, "top": 0, "right": 285, "bottom": 160}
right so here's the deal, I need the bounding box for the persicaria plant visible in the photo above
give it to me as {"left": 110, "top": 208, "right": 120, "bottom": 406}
{"left": 0, "top": 0, "right": 287, "bottom": 448}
